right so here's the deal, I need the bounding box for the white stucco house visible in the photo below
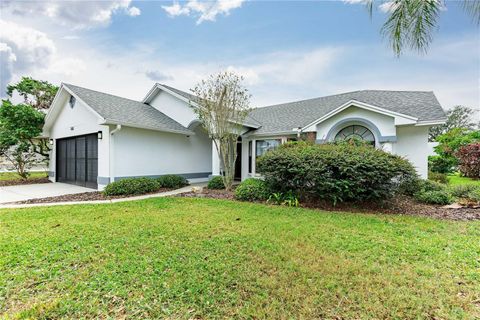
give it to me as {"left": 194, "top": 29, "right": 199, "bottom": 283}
{"left": 43, "top": 83, "right": 446, "bottom": 190}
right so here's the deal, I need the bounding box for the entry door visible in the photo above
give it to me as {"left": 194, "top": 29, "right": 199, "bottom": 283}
{"left": 56, "top": 134, "right": 98, "bottom": 188}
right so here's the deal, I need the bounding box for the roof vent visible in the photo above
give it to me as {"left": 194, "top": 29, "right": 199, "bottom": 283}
{"left": 69, "top": 96, "right": 76, "bottom": 108}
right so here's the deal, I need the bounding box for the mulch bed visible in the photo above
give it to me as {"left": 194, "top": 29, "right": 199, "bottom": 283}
{"left": 14, "top": 188, "right": 173, "bottom": 204}
{"left": 177, "top": 189, "right": 480, "bottom": 221}
{"left": 0, "top": 177, "right": 51, "bottom": 187}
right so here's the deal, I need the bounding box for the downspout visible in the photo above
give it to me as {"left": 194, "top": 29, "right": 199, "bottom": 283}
{"left": 109, "top": 124, "right": 122, "bottom": 182}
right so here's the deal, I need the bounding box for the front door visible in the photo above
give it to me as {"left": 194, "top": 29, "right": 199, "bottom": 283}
{"left": 56, "top": 134, "right": 98, "bottom": 188}
{"left": 234, "top": 138, "right": 242, "bottom": 180}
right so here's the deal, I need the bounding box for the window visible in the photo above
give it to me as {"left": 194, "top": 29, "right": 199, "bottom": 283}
{"left": 334, "top": 125, "right": 375, "bottom": 145}
{"left": 256, "top": 139, "right": 281, "bottom": 159}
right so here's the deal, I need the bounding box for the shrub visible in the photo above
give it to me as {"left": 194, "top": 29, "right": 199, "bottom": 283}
{"left": 267, "top": 191, "right": 300, "bottom": 207}
{"left": 428, "top": 155, "right": 456, "bottom": 174}
{"left": 207, "top": 176, "right": 225, "bottom": 189}
{"left": 157, "top": 174, "right": 188, "bottom": 189}
{"left": 235, "top": 178, "right": 269, "bottom": 201}
{"left": 104, "top": 177, "right": 160, "bottom": 196}
{"left": 428, "top": 171, "right": 448, "bottom": 184}
{"left": 467, "top": 188, "right": 480, "bottom": 203}
{"left": 415, "top": 190, "right": 454, "bottom": 205}
{"left": 449, "top": 184, "right": 479, "bottom": 198}
{"left": 419, "top": 179, "right": 446, "bottom": 192}
{"left": 397, "top": 174, "right": 422, "bottom": 196}
{"left": 455, "top": 143, "right": 480, "bottom": 178}
{"left": 257, "top": 143, "right": 417, "bottom": 204}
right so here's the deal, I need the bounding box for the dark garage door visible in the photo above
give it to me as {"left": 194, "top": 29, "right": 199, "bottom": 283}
{"left": 56, "top": 134, "right": 98, "bottom": 189}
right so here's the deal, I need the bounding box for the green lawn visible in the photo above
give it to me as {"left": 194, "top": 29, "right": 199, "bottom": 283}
{"left": 1, "top": 198, "right": 479, "bottom": 319}
{"left": 448, "top": 174, "right": 480, "bottom": 187}
{"left": 0, "top": 171, "right": 47, "bottom": 181}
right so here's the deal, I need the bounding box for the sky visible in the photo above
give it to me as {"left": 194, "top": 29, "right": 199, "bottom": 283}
{"left": 0, "top": 0, "right": 479, "bottom": 112}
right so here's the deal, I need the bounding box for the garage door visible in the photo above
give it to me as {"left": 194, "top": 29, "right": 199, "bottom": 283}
{"left": 56, "top": 134, "right": 98, "bottom": 189}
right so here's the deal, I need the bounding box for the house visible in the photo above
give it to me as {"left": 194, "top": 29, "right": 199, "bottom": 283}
{"left": 43, "top": 83, "right": 446, "bottom": 190}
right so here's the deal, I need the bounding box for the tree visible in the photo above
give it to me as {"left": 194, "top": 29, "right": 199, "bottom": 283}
{"left": 4, "top": 77, "right": 58, "bottom": 160}
{"left": 430, "top": 127, "right": 480, "bottom": 173}
{"left": 6, "top": 76, "right": 58, "bottom": 110}
{"left": 191, "top": 71, "right": 251, "bottom": 191}
{"left": 0, "top": 100, "right": 47, "bottom": 179}
{"left": 429, "top": 105, "right": 478, "bottom": 141}
{"left": 365, "top": 0, "right": 480, "bottom": 56}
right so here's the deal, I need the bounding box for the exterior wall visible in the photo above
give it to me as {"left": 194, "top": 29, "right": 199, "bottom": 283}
{"left": 393, "top": 125, "right": 430, "bottom": 179}
{"left": 47, "top": 96, "right": 110, "bottom": 189}
{"left": 149, "top": 90, "right": 197, "bottom": 128}
{"left": 112, "top": 125, "right": 212, "bottom": 180}
{"left": 315, "top": 106, "right": 396, "bottom": 142}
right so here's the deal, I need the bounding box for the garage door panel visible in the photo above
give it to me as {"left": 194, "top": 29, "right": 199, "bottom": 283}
{"left": 56, "top": 133, "right": 98, "bottom": 188}
{"left": 66, "top": 139, "right": 76, "bottom": 182}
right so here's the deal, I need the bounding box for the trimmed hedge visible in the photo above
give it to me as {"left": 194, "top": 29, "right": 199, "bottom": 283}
{"left": 157, "top": 175, "right": 188, "bottom": 189}
{"left": 235, "top": 178, "right": 270, "bottom": 201}
{"left": 103, "top": 177, "right": 160, "bottom": 196}
{"left": 207, "top": 176, "right": 225, "bottom": 189}
{"left": 257, "top": 142, "right": 416, "bottom": 204}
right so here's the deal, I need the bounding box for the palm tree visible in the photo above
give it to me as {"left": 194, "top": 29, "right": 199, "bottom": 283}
{"left": 365, "top": 0, "right": 480, "bottom": 56}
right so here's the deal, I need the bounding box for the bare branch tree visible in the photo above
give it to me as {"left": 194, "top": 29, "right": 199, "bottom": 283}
{"left": 191, "top": 71, "right": 251, "bottom": 191}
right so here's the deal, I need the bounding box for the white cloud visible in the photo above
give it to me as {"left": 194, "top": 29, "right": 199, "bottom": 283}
{"left": 0, "top": 20, "right": 56, "bottom": 95}
{"left": 0, "top": 0, "right": 140, "bottom": 30}
{"left": 162, "top": 2, "right": 191, "bottom": 17}
{"left": 127, "top": 6, "right": 141, "bottom": 17}
{"left": 0, "top": 20, "right": 86, "bottom": 96}
{"left": 162, "top": 0, "right": 244, "bottom": 24}
{"left": 0, "top": 43, "right": 16, "bottom": 93}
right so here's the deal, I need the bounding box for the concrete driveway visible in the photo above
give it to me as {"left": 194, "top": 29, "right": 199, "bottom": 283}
{"left": 0, "top": 183, "right": 95, "bottom": 204}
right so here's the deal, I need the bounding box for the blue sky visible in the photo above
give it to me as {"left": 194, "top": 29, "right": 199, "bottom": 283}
{"left": 1, "top": 0, "right": 479, "bottom": 110}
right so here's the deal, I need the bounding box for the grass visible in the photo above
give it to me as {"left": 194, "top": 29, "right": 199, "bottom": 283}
{"left": 448, "top": 173, "right": 480, "bottom": 186}
{"left": 1, "top": 198, "right": 479, "bottom": 319}
{"left": 0, "top": 171, "right": 47, "bottom": 181}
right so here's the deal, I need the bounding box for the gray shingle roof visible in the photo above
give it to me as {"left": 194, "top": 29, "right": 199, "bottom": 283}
{"left": 161, "top": 84, "right": 199, "bottom": 102}
{"left": 159, "top": 83, "right": 262, "bottom": 128}
{"left": 64, "top": 84, "right": 192, "bottom": 134}
{"left": 249, "top": 90, "right": 446, "bottom": 135}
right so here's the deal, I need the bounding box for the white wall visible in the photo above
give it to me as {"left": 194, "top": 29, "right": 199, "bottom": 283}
{"left": 316, "top": 106, "right": 396, "bottom": 140}
{"left": 393, "top": 125, "right": 430, "bottom": 178}
{"left": 47, "top": 95, "right": 110, "bottom": 188}
{"left": 113, "top": 125, "right": 212, "bottom": 179}
{"left": 149, "top": 90, "right": 197, "bottom": 128}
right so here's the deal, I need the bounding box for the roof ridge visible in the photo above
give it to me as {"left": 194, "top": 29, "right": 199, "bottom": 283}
{"left": 254, "top": 89, "right": 435, "bottom": 110}
{"left": 63, "top": 83, "right": 145, "bottom": 105}
{"left": 255, "top": 90, "right": 363, "bottom": 110}
{"left": 359, "top": 89, "right": 434, "bottom": 93}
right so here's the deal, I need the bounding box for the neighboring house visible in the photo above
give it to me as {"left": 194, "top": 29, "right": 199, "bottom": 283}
{"left": 43, "top": 83, "right": 446, "bottom": 190}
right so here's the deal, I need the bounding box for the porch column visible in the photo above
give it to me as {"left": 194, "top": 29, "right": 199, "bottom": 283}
{"left": 211, "top": 140, "right": 221, "bottom": 177}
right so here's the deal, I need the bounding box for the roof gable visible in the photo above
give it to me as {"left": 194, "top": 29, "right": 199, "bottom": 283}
{"left": 46, "top": 84, "right": 193, "bottom": 135}
{"left": 249, "top": 90, "right": 446, "bottom": 135}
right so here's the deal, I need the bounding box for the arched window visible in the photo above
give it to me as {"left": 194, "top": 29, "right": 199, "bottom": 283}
{"left": 334, "top": 125, "right": 375, "bottom": 145}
